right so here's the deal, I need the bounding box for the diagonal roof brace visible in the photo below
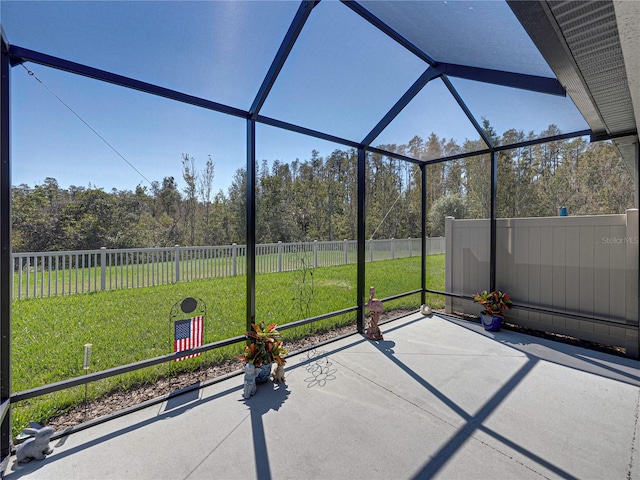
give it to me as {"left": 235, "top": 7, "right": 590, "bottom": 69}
{"left": 344, "top": 2, "right": 564, "bottom": 98}
{"left": 341, "top": 0, "right": 436, "bottom": 66}
{"left": 8, "top": 45, "right": 249, "bottom": 120}
{"left": 441, "top": 76, "right": 494, "bottom": 149}
{"left": 362, "top": 65, "right": 443, "bottom": 146}
{"left": 249, "top": 0, "right": 320, "bottom": 119}
{"left": 438, "top": 63, "right": 566, "bottom": 97}
{"left": 1, "top": 25, "right": 8, "bottom": 53}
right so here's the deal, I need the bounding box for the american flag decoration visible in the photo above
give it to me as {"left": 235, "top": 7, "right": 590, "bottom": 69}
{"left": 174, "top": 315, "right": 204, "bottom": 361}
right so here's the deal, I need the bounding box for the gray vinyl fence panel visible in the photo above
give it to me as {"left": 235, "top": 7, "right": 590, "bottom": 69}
{"left": 12, "top": 237, "right": 444, "bottom": 300}
{"left": 445, "top": 210, "right": 639, "bottom": 357}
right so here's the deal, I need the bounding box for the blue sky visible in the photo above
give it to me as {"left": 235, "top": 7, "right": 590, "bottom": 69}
{"left": 2, "top": 0, "right": 589, "bottom": 194}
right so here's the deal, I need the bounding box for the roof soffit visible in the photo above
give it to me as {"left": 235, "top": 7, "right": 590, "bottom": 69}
{"left": 613, "top": 0, "right": 640, "bottom": 146}
{"left": 508, "top": 0, "right": 607, "bottom": 134}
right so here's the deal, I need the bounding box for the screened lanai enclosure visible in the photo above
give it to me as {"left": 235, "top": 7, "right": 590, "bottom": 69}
{"left": 1, "top": 0, "right": 639, "bottom": 463}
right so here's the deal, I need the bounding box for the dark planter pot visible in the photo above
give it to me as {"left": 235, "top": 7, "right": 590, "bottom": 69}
{"left": 480, "top": 313, "right": 502, "bottom": 332}
{"left": 255, "top": 363, "right": 272, "bottom": 384}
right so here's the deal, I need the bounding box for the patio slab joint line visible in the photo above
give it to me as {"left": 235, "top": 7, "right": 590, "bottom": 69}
{"left": 333, "top": 356, "right": 551, "bottom": 478}
{"left": 332, "top": 356, "right": 457, "bottom": 427}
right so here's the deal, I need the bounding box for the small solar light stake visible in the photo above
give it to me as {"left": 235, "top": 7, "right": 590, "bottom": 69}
{"left": 83, "top": 344, "right": 92, "bottom": 371}
{"left": 83, "top": 344, "right": 92, "bottom": 413}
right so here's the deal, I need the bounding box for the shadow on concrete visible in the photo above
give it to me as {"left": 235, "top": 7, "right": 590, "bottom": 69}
{"left": 6, "top": 383, "right": 242, "bottom": 479}
{"left": 444, "top": 314, "right": 640, "bottom": 387}
{"left": 6, "top": 333, "right": 368, "bottom": 479}
{"left": 246, "top": 381, "right": 289, "bottom": 480}
{"left": 6, "top": 313, "right": 636, "bottom": 479}
{"left": 368, "top": 321, "right": 582, "bottom": 480}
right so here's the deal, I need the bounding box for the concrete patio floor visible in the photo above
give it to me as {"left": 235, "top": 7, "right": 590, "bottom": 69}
{"left": 4, "top": 313, "right": 640, "bottom": 480}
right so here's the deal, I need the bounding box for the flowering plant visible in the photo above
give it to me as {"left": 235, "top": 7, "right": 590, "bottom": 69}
{"left": 237, "top": 322, "right": 287, "bottom": 367}
{"left": 473, "top": 290, "right": 512, "bottom": 317}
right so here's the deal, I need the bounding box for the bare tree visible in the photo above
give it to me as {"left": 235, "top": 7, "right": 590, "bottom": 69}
{"left": 182, "top": 153, "right": 198, "bottom": 245}
{"left": 198, "top": 155, "right": 215, "bottom": 244}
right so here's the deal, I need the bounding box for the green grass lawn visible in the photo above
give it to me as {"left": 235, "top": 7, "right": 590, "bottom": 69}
{"left": 10, "top": 255, "right": 445, "bottom": 436}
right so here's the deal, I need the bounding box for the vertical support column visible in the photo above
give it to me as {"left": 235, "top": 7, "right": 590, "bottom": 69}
{"left": 634, "top": 139, "right": 639, "bottom": 210}
{"left": 626, "top": 207, "right": 639, "bottom": 358}
{"left": 445, "top": 216, "right": 453, "bottom": 313}
{"left": 246, "top": 119, "right": 257, "bottom": 332}
{"left": 421, "top": 164, "right": 427, "bottom": 306}
{"left": 490, "top": 150, "right": 497, "bottom": 292}
{"left": 637, "top": 141, "right": 640, "bottom": 359}
{"left": 357, "top": 148, "right": 366, "bottom": 333}
{"left": 1, "top": 36, "right": 12, "bottom": 462}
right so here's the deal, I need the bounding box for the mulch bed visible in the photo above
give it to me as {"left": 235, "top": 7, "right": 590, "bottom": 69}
{"left": 46, "top": 308, "right": 627, "bottom": 432}
{"left": 46, "top": 316, "right": 376, "bottom": 432}
{"left": 448, "top": 309, "right": 628, "bottom": 357}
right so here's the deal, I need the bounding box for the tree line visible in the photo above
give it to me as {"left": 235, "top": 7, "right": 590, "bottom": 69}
{"left": 12, "top": 124, "right": 633, "bottom": 253}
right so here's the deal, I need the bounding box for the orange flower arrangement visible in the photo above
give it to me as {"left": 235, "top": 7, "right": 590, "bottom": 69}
{"left": 238, "top": 322, "right": 287, "bottom": 367}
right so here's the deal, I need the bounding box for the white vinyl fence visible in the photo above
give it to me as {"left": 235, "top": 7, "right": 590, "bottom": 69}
{"left": 12, "top": 237, "right": 445, "bottom": 299}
